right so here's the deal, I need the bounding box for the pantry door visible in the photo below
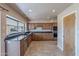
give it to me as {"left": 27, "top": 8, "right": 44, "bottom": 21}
{"left": 64, "top": 13, "right": 75, "bottom": 56}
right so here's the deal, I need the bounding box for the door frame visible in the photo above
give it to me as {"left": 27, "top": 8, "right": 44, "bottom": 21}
{"left": 62, "top": 10, "right": 77, "bottom": 56}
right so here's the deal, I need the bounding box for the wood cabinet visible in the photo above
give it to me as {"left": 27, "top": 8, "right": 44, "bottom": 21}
{"left": 28, "top": 22, "right": 57, "bottom": 41}
{"left": 28, "top": 23, "right": 54, "bottom": 30}
{"left": 20, "top": 34, "right": 32, "bottom": 56}
{"left": 20, "top": 39, "right": 26, "bottom": 56}
{"left": 27, "top": 34, "right": 32, "bottom": 47}
{"left": 32, "top": 32, "right": 56, "bottom": 41}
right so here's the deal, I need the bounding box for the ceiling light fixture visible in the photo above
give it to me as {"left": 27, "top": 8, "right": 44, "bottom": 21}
{"left": 52, "top": 9, "right": 55, "bottom": 13}
{"left": 28, "top": 9, "right": 32, "bottom": 12}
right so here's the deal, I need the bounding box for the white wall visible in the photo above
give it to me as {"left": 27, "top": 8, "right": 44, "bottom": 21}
{"left": 76, "top": 8, "right": 79, "bottom": 56}
{"left": 0, "top": 9, "right": 1, "bottom": 56}
{"left": 57, "top": 4, "right": 79, "bottom": 56}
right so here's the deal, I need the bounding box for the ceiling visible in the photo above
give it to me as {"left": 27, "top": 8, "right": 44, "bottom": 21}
{"left": 6, "top": 3, "right": 72, "bottom": 21}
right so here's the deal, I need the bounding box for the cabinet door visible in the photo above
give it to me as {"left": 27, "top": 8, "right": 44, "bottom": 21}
{"left": 20, "top": 39, "right": 24, "bottom": 56}
{"left": 27, "top": 36, "right": 32, "bottom": 47}
{"left": 23, "top": 39, "right": 27, "bottom": 54}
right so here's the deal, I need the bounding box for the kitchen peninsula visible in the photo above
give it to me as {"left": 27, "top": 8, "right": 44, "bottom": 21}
{"left": 5, "top": 32, "right": 32, "bottom": 56}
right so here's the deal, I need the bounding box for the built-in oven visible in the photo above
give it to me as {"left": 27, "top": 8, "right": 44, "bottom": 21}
{"left": 53, "top": 26, "right": 57, "bottom": 39}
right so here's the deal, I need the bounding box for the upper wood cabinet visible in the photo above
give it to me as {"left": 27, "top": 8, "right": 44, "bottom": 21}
{"left": 28, "top": 22, "right": 57, "bottom": 30}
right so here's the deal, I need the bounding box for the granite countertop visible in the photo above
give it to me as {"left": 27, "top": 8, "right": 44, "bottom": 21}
{"left": 5, "top": 32, "right": 32, "bottom": 41}
{"left": 29, "top": 30, "right": 53, "bottom": 33}
{"left": 5, "top": 30, "right": 53, "bottom": 41}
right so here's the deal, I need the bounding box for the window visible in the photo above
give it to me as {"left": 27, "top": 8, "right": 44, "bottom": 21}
{"left": 24, "top": 24, "right": 27, "bottom": 32}
{"left": 6, "top": 17, "right": 18, "bottom": 35}
{"left": 6, "top": 16, "right": 26, "bottom": 35}
{"left": 18, "top": 22, "right": 25, "bottom": 32}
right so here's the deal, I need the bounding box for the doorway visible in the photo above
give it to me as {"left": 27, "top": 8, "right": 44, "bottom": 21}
{"left": 63, "top": 13, "right": 75, "bottom": 56}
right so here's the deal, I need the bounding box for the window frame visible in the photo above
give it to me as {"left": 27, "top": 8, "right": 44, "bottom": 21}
{"left": 6, "top": 15, "right": 25, "bottom": 35}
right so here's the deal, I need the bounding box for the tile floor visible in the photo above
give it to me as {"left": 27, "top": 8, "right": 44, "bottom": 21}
{"left": 24, "top": 41, "right": 64, "bottom": 56}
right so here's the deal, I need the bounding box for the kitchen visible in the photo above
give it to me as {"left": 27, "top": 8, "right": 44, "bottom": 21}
{"left": 0, "top": 3, "right": 59, "bottom": 56}
{"left": 0, "top": 3, "right": 76, "bottom": 56}
{"left": 5, "top": 16, "right": 57, "bottom": 56}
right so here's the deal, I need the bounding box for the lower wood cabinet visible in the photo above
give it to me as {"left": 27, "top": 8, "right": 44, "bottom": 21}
{"left": 27, "top": 34, "right": 32, "bottom": 47}
{"left": 20, "top": 39, "right": 26, "bottom": 56}
{"left": 20, "top": 34, "right": 32, "bottom": 56}
{"left": 32, "top": 32, "right": 55, "bottom": 41}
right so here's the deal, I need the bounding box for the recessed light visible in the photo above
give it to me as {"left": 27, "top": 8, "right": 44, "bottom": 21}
{"left": 52, "top": 9, "right": 55, "bottom": 13}
{"left": 28, "top": 9, "right": 32, "bottom": 12}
